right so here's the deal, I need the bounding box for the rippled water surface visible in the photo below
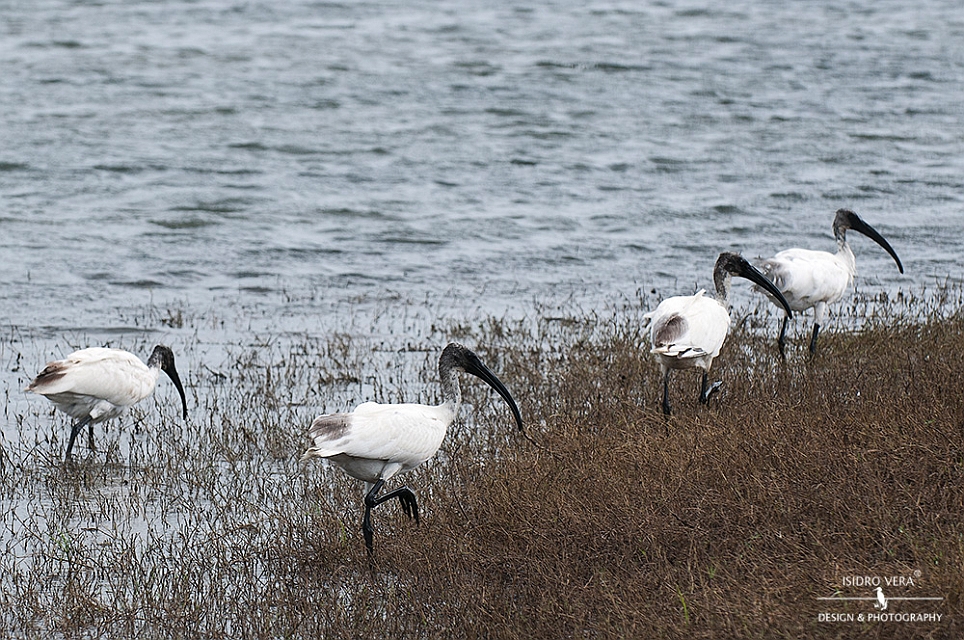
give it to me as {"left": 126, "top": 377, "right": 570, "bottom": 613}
{"left": 2, "top": 0, "right": 963, "bottom": 356}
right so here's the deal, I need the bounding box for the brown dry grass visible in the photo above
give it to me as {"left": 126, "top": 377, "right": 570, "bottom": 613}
{"left": 2, "top": 291, "right": 962, "bottom": 638}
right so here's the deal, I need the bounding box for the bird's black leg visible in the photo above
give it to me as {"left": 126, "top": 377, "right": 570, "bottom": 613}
{"left": 698, "top": 371, "right": 722, "bottom": 404}
{"left": 362, "top": 480, "right": 385, "bottom": 554}
{"left": 778, "top": 316, "right": 789, "bottom": 360}
{"left": 661, "top": 370, "right": 672, "bottom": 416}
{"left": 809, "top": 323, "right": 821, "bottom": 355}
{"left": 65, "top": 416, "right": 92, "bottom": 459}
{"left": 362, "top": 479, "right": 420, "bottom": 555}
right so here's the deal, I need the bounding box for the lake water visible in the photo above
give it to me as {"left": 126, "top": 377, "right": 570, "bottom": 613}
{"left": 2, "top": 0, "right": 963, "bottom": 397}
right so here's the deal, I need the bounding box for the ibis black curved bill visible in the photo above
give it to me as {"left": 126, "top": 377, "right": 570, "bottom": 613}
{"left": 847, "top": 212, "right": 904, "bottom": 274}
{"left": 735, "top": 258, "right": 794, "bottom": 318}
{"left": 165, "top": 368, "right": 189, "bottom": 420}
{"left": 150, "top": 345, "right": 189, "bottom": 420}
{"left": 462, "top": 353, "right": 524, "bottom": 432}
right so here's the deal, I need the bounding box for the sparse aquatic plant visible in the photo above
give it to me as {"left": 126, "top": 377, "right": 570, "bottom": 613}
{"left": 0, "top": 287, "right": 962, "bottom": 638}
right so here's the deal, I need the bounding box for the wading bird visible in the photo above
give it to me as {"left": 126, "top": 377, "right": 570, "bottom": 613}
{"left": 757, "top": 208, "right": 903, "bottom": 357}
{"left": 645, "top": 252, "right": 793, "bottom": 415}
{"left": 303, "top": 342, "right": 523, "bottom": 555}
{"left": 27, "top": 345, "right": 188, "bottom": 457}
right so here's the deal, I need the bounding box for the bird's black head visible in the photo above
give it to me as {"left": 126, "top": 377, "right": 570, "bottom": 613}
{"left": 148, "top": 345, "right": 188, "bottom": 420}
{"left": 439, "top": 342, "right": 524, "bottom": 432}
{"left": 832, "top": 209, "right": 904, "bottom": 274}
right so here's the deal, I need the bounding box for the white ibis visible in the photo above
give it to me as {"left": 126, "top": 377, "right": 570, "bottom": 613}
{"left": 303, "top": 342, "right": 523, "bottom": 555}
{"left": 645, "top": 252, "right": 793, "bottom": 415}
{"left": 757, "top": 208, "right": 904, "bottom": 357}
{"left": 26, "top": 345, "right": 188, "bottom": 457}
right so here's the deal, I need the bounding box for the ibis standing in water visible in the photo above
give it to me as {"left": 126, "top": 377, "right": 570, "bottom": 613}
{"left": 27, "top": 345, "right": 189, "bottom": 457}
{"left": 645, "top": 252, "right": 793, "bottom": 415}
{"left": 303, "top": 342, "right": 523, "bottom": 555}
{"left": 756, "top": 209, "right": 904, "bottom": 357}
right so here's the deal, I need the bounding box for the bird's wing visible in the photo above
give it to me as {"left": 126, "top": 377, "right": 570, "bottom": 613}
{"left": 305, "top": 413, "right": 354, "bottom": 454}
{"left": 644, "top": 289, "right": 705, "bottom": 323}
{"left": 649, "top": 292, "right": 729, "bottom": 359}
{"left": 758, "top": 249, "right": 852, "bottom": 309}
{"left": 26, "top": 348, "right": 152, "bottom": 405}
{"left": 305, "top": 402, "right": 451, "bottom": 465}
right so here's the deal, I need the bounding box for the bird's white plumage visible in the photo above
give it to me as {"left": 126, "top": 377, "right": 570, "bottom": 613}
{"left": 758, "top": 246, "right": 855, "bottom": 324}
{"left": 302, "top": 341, "right": 523, "bottom": 554}
{"left": 646, "top": 252, "right": 794, "bottom": 415}
{"left": 756, "top": 209, "right": 904, "bottom": 347}
{"left": 27, "top": 347, "right": 161, "bottom": 423}
{"left": 305, "top": 401, "right": 457, "bottom": 484}
{"left": 645, "top": 289, "right": 730, "bottom": 372}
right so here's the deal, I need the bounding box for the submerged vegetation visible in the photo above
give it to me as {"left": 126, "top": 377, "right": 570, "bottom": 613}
{"left": 1, "top": 287, "right": 962, "bottom": 638}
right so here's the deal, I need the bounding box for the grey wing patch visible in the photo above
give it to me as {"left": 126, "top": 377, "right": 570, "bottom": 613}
{"left": 756, "top": 259, "right": 787, "bottom": 291}
{"left": 25, "top": 361, "right": 68, "bottom": 392}
{"left": 653, "top": 314, "right": 687, "bottom": 348}
{"left": 308, "top": 413, "right": 353, "bottom": 442}
{"left": 303, "top": 413, "right": 355, "bottom": 462}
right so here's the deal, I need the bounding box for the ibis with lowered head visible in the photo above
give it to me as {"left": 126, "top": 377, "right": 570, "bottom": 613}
{"left": 27, "top": 345, "right": 189, "bottom": 458}
{"left": 303, "top": 342, "right": 524, "bottom": 555}
{"left": 756, "top": 208, "right": 904, "bottom": 357}
{"left": 645, "top": 252, "right": 793, "bottom": 415}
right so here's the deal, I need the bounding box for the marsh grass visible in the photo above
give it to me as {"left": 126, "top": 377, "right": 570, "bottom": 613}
{"left": 1, "top": 289, "right": 962, "bottom": 638}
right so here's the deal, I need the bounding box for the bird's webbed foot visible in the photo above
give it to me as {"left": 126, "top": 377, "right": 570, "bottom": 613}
{"left": 376, "top": 485, "right": 419, "bottom": 524}
{"left": 394, "top": 488, "right": 419, "bottom": 524}
{"left": 704, "top": 381, "right": 723, "bottom": 402}
{"left": 699, "top": 373, "right": 722, "bottom": 404}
